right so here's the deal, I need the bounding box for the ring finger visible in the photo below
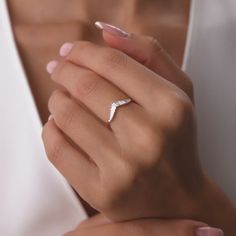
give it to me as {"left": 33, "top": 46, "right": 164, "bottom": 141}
{"left": 48, "top": 60, "right": 143, "bottom": 127}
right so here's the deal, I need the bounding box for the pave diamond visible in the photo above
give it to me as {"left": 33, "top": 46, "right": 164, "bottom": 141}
{"left": 108, "top": 98, "right": 132, "bottom": 123}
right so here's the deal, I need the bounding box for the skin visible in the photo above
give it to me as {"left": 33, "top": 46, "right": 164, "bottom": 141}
{"left": 42, "top": 29, "right": 236, "bottom": 235}
{"left": 7, "top": 0, "right": 190, "bottom": 217}
{"left": 6, "top": 0, "right": 236, "bottom": 235}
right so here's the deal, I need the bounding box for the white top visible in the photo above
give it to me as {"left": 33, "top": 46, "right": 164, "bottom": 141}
{"left": 0, "top": 1, "right": 87, "bottom": 236}
{"left": 184, "top": 0, "right": 236, "bottom": 202}
{"left": 0, "top": 0, "right": 235, "bottom": 235}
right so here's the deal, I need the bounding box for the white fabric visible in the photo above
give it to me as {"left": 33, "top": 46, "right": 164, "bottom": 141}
{"left": 183, "top": 0, "right": 236, "bottom": 203}
{"left": 0, "top": 1, "right": 87, "bottom": 236}
{"left": 0, "top": 0, "right": 235, "bottom": 235}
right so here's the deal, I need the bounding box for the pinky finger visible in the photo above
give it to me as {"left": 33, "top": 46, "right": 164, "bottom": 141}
{"left": 42, "top": 118, "right": 99, "bottom": 202}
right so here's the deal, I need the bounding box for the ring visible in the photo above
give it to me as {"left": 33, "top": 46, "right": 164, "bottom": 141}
{"left": 108, "top": 98, "right": 132, "bottom": 123}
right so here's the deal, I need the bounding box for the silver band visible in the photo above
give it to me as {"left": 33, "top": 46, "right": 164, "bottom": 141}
{"left": 108, "top": 98, "right": 132, "bottom": 123}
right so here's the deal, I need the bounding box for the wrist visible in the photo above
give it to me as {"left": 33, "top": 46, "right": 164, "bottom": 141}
{"left": 195, "top": 175, "right": 236, "bottom": 236}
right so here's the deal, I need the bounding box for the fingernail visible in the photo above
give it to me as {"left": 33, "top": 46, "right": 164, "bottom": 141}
{"left": 196, "top": 227, "right": 224, "bottom": 236}
{"left": 48, "top": 114, "right": 53, "bottom": 121}
{"left": 95, "top": 21, "right": 129, "bottom": 37}
{"left": 46, "top": 60, "right": 58, "bottom": 74}
{"left": 59, "top": 42, "right": 74, "bottom": 57}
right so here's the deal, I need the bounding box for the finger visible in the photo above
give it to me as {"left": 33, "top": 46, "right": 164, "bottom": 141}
{"left": 48, "top": 89, "right": 117, "bottom": 166}
{"left": 49, "top": 60, "right": 139, "bottom": 124}
{"left": 95, "top": 21, "right": 193, "bottom": 100}
{"left": 65, "top": 218, "right": 216, "bottom": 236}
{"left": 61, "top": 41, "right": 173, "bottom": 109}
{"left": 41, "top": 118, "right": 98, "bottom": 200}
{"left": 79, "top": 214, "right": 111, "bottom": 229}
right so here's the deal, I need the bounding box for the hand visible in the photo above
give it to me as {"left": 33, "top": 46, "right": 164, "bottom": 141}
{"left": 64, "top": 214, "right": 223, "bottom": 236}
{"left": 42, "top": 23, "right": 236, "bottom": 232}
{"left": 43, "top": 32, "right": 202, "bottom": 219}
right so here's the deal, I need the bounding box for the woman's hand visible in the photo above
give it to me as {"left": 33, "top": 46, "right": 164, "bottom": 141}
{"left": 42, "top": 23, "right": 236, "bottom": 233}
{"left": 95, "top": 21, "right": 194, "bottom": 100}
{"left": 64, "top": 214, "right": 223, "bottom": 236}
{"left": 42, "top": 33, "right": 203, "bottom": 219}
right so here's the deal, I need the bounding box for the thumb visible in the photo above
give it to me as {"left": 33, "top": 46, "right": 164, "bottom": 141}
{"left": 65, "top": 214, "right": 223, "bottom": 236}
{"left": 95, "top": 21, "right": 193, "bottom": 100}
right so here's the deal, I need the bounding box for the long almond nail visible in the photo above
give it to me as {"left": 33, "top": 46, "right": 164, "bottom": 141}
{"left": 95, "top": 21, "right": 129, "bottom": 37}
{"left": 196, "top": 227, "right": 224, "bottom": 236}
{"left": 46, "top": 60, "right": 58, "bottom": 74}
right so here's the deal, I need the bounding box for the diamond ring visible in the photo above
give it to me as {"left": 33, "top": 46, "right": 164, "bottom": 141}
{"left": 108, "top": 98, "right": 132, "bottom": 123}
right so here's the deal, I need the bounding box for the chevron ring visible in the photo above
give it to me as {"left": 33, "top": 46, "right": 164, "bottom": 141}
{"left": 108, "top": 98, "right": 132, "bottom": 123}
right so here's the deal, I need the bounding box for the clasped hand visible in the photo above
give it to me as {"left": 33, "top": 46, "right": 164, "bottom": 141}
{"left": 42, "top": 24, "right": 210, "bottom": 231}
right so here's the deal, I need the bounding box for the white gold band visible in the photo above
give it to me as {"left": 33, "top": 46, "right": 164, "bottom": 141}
{"left": 108, "top": 98, "right": 132, "bottom": 123}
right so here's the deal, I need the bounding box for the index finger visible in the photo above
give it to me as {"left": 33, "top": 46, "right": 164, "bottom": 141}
{"left": 63, "top": 41, "right": 174, "bottom": 108}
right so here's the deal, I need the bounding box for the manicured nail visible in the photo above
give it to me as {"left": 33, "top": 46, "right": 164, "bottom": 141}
{"left": 196, "top": 227, "right": 224, "bottom": 236}
{"left": 46, "top": 60, "right": 58, "bottom": 74}
{"left": 60, "top": 42, "right": 74, "bottom": 57}
{"left": 95, "top": 21, "right": 129, "bottom": 37}
{"left": 48, "top": 114, "right": 53, "bottom": 121}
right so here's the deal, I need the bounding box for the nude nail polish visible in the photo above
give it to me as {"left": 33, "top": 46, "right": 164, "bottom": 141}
{"left": 95, "top": 21, "right": 129, "bottom": 37}
{"left": 196, "top": 227, "right": 224, "bottom": 236}
{"left": 60, "top": 42, "right": 74, "bottom": 57}
{"left": 46, "top": 60, "right": 58, "bottom": 74}
{"left": 48, "top": 115, "right": 53, "bottom": 121}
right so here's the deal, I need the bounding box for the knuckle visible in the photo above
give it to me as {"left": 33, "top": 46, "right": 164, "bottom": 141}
{"left": 174, "top": 94, "right": 193, "bottom": 117}
{"left": 48, "top": 90, "right": 62, "bottom": 111}
{"left": 41, "top": 124, "right": 65, "bottom": 165}
{"left": 74, "top": 71, "right": 100, "bottom": 100}
{"left": 181, "top": 73, "right": 194, "bottom": 99}
{"left": 145, "top": 36, "right": 163, "bottom": 65}
{"left": 185, "top": 78, "right": 194, "bottom": 98}
{"left": 52, "top": 59, "right": 101, "bottom": 101}
{"left": 47, "top": 136, "right": 65, "bottom": 165}
{"left": 48, "top": 90, "right": 75, "bottom": 131}
{"left": 57, "top": 101, "right": 75, "bottom": 131}
{"left": 164, "top": 92, "right": 193, "bottom": 130}
{"left": 148, "top": 36, "right": 161, "bottom": 49}
{"left": 101, "top": 48, "right": 128, "bottom": 71}
{"left": 186, "top": 78, "right": 194, "bottom": 93}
